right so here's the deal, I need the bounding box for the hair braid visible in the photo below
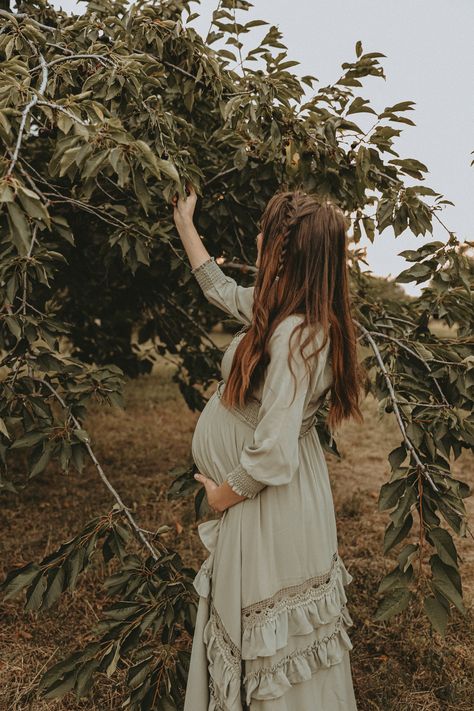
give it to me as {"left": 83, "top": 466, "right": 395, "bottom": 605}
{"left": 275, "top": 194, "right": 300, "bottom": 279}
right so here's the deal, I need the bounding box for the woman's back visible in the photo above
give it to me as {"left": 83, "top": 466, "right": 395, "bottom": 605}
{"left": 220, "top": 311, "right": 333, "bottom": 426}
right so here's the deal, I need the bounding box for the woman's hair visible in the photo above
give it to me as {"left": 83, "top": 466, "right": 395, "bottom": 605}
{"left": 220, "top": 189, "right": 364, "bottom": 431}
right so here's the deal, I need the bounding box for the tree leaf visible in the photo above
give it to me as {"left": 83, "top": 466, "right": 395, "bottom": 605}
{"left": 11, "top": 431, "right": 47, "bottom": 449}
{"left": 7, "top": 202, "right": 31, "bottom": 252}
{"left": 383, "top": 513, "right": 413, "bottom": 554}
{"left": 431, "top": 555, "right": 466, "bottom": 614}
{"left": 428, "top": 527, "right": 458, "bottom": 569}
{"left": 378, "top": 477, "right": 405, "bottom": 511}
{"left": 424, "top": 595, "right": 448, "bottom": 637}
{"left": 25, "top": 572, "right": 48, "bottom": 611}
{"left": 42, "top": 567, "right": 66, "bottom": 609}
{"left": 374, "top": 588, "right": 411, "bottom": 621}
{"left": 1, "top": 562, "right": 41, "bottom": 600}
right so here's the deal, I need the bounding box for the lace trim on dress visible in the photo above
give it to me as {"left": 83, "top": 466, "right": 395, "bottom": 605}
{"left": 242, "top": 552, "right": 338, "bottom": 628}
{"left": 208, "top": 601, "right": 242, "bottom": 674}
{"left": 209, "top": 676, "right": 228, "bottom": 711}
{"left": 204, "top": 602, "right": 243, "bottom": 711}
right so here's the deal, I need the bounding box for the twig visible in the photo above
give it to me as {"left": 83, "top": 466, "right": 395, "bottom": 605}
{"left": 8, "top": 221, "right": 38, "bottom": 385}
{"left": 14, "top": 296, "right": 46, "bottom": 317}
{"left": 206, "top": 0, "right": 222, "bottom": 44}
{"left": 31, "top": 53, "right": 115, "bottom": 73}
{"left": 162, "top": 60, "right": 197, "bottom": 81}
{"left": 231, "top": 0, "right": 245, "bottom": 76}
{"left": 162, "top": 294, "right": 221, "bottom": 350}
{"left": 36, "top": 101, "right": 90, "bottom": 126}
{"left": 431, "top": 209, "right": 457, "bottom": 238}
{"left": 204, "top": 166, "right": 238, "bottom": 187}
{"left": 7, "top": 52, "right": 48, "bottom": 176}
{"left": 45, "top": 42, "right": 74, "bottom": 55}
{"left": 374, "top": 315, "right": 416, "bottom": 328}
{"left": 364, "top": 330, "right": 450, "bottom": 406}
{"left": 222, "top": 260, "right": 257, "bottom": 273}
{"left": 0, "top": 9, "right": 57, "bottom": 33}
{"left": 21, "top": 224, "right": 38, "bottom": 315}
{"left": 33, "top": 377, "right": 160, "bottom": 561}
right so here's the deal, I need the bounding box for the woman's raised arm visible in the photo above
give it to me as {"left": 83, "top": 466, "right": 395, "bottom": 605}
{"left": 173, "top": 184, "right": 255, "bottom": 325}
{"left": 172, "top": 183, "right": 211, "bottom": 272}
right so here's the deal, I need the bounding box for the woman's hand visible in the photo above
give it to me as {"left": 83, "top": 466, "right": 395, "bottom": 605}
{"left": 194, "top": 472, "right": 247, "bottom": 512}
{"left": 194, "top": 472, "right": 225, "bottom": 512}
{"left": 172, "top": 182, "right": 197, "bottom": 229}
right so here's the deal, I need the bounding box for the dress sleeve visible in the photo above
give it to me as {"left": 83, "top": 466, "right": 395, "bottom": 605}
{"left": 191, "top": 256, "right": 254, "bottom": 326}
{"left": 225, "top": 318, "right": 317, "bottom": 499}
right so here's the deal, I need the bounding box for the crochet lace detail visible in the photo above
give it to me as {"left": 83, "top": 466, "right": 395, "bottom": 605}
{"left": 209, "top": 676, "right": 227, "bottom": 711}
{"left": 209, "top": 601, "right": 242, "bottom": 671}
{"left": 242, "top": 552, "right": 339, "bottom": 630}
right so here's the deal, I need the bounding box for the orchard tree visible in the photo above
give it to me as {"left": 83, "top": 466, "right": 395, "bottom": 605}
{"left": 0, "top": 0, "right": 472, "bottom": 707}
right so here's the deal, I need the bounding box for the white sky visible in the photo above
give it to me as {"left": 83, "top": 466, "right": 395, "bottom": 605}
{"left": 44, "top": 2, "right": 474, "bottom": 294}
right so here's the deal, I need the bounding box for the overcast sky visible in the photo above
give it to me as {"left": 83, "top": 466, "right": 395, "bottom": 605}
{"left": 46, "top": 1, "right": 474, "bottom": 294}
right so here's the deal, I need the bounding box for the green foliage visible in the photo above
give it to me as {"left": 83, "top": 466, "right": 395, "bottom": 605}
{"left": 1, "top": 509, "right": 130, "bottom": 608}
{"left": 0, "top": 0, "right": 472, "bottom": 706}
{"left": 38, "top": 545, "right": 196, "bottom": 708}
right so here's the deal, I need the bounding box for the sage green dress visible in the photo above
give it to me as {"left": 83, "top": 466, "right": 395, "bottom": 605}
{"left": 184, "top": 257, "right": 357, "bottom": 711}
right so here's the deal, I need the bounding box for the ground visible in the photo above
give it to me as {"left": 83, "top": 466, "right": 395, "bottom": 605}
{"left": 0, "top": 329, "right": 473, "bottom": 710}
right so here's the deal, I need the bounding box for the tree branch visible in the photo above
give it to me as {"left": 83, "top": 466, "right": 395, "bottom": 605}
{"left": 204, "top": 166, "right": 238, "bottom": 187}
{"left": 363, "top": 329, "right": 450, "bottom": 406}
{"left": 33, "top": 377, "right": 160, "bottom": 561}
{"left": 7, "top": 52, "right": 48, "bottom": 177}
{"left": 36, "top": 101, "right": 90, "bottom": 126}
{"left": 355, "top": 321, "right": 439, "bottom": 492}
{"left": 31, "top": 53, "right": 115, "bottom": 73}
{"left": 0, "top": 9, "right": 57, "bottom": 32}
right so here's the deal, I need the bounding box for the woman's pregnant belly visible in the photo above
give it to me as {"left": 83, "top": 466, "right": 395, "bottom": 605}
{"left": 192, "top": 393, "right": 340, "bottom": 604}
{"left": 191, "top": 390, "right": 254, "bottom": 485}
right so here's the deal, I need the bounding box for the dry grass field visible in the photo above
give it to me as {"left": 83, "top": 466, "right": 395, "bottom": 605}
{"left": 0, "top": 329, "right": 472, "bottom": 710}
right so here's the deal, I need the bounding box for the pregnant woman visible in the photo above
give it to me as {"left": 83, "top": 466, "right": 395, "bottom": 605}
{"left": 173, "top": 184, "right": 362, "bottom": 710}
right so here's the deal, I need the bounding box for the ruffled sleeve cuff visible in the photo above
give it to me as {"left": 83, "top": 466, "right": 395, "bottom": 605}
{"left": 191, "top": 256, "right": 228, "bottom": 292}
{"left": 226, "top": 463, "right": 266, "bottom": 499}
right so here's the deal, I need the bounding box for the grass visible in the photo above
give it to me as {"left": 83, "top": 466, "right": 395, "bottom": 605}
{"left": 0, "top": 343, "right": 472, "bottom": 711}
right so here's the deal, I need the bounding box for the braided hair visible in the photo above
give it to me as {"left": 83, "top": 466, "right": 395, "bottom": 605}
{"left": 275, "top": 192, "right": 301, "bottom": 281}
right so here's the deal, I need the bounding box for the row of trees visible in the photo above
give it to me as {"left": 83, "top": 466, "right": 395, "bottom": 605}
{"left": 0, "top": 0, "right": 472, "bottom": 707}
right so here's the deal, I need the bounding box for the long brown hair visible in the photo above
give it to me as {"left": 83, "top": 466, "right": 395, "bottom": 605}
{"left": 221, "top": 189, "right": 363, "bottom": 431}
